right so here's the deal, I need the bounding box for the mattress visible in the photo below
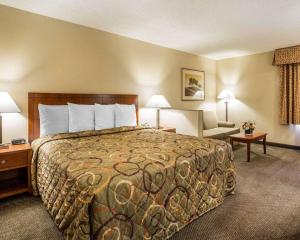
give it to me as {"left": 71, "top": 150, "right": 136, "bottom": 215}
{"left": 31, "top": 126, "right": 236, "bottom": 239}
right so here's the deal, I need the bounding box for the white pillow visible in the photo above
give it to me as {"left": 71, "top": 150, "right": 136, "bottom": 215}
{"left": 68, "top": 103, "right": 95, "bottom": 132}
{"left": 38, "top": 104, "right": 69, "bottom": 137}
{"left": 94, "top": 104, "right": 115, "bottom": 130}
{"left": 115, "top": 104, "right": 137, "bottom": 127}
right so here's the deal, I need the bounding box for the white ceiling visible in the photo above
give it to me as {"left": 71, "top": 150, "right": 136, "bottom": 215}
{"left": 1, "top": 0, "right": 300, "bottom": 60}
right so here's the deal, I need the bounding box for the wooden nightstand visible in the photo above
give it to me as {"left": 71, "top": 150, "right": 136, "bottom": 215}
{"left": 0, "top": 144, "right": 32, "bottom": 199}
{"left": 159, "top": 127, "right": 176, "bottom": 133}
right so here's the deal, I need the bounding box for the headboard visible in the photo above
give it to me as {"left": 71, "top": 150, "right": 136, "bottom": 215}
{"left": 28, "top": 92, "right": 139, "bottom": 143}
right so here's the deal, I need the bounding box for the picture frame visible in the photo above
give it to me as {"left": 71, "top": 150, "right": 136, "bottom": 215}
{"left": 181, "top": 68, "right": 205, "bottom": 101}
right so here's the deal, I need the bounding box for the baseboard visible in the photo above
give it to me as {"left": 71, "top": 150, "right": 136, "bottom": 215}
{"left": 255, "top": 140, "right": 300, "bottom": 150}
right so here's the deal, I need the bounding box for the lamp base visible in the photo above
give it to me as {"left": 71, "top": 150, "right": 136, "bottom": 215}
{"left": 156, "top": 108, "right": 161, "bottom": 129}
{"left": 225, "top": 101, "right": 229, "bottom": 122}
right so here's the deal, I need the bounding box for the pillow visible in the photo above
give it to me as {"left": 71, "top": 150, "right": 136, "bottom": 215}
{"left": 203, "top": 111, "right": 218, "bottom": 130}
{"left": 38, "top": 104, "right": 69, "bottom": 137}
{"left": 94, "top": 104, "right": 115, "bottom": 130}
{"left": 68, "top": 103, "right": 95, "bottom": 132}
{"left": 115, "top": 104, "right": 137, "bottom": 127}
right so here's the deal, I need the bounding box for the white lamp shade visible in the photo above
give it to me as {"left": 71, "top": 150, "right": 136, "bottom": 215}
{"left": 217, "top": 90, "right": 235, "bottom": 100}
{"left": 146, "top": 95, "right": 171, "bottom": 108}
{"left": 0, "top": 92, "right": 21, "bottom": 113}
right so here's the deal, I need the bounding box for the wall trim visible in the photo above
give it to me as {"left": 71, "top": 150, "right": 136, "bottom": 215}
{"left": 255, "top": 141, "right": 300, "bottom": 150}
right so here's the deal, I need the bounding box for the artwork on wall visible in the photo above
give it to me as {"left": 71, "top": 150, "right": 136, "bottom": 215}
{"left": 181, "top": 68, "right": 205, "bottom": 100}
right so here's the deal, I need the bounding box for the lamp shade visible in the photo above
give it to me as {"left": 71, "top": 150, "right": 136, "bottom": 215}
{"left": 0, "top": 92, "right": 21, "bottom": 113}
{"left": 146, "top": 95, "right": 171, "bottom": 108}
{"left": 217, "top": 90, "right": 235, "bottom": 100}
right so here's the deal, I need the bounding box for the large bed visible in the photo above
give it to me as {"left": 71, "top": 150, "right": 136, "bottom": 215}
{"left": 29, "top": 93, "right": 236, "bottom": 240}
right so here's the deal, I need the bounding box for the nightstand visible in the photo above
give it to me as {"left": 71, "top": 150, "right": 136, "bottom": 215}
{"left": 0, "top": 144, "right": 32, "bottom": 199}
{"left": 159, "top": 127, "right": 176, "bottom": 133}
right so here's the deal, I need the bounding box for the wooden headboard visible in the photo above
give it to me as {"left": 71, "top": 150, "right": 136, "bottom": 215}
{"left": 28, "top": 92, "right": 139, "bottom": 143}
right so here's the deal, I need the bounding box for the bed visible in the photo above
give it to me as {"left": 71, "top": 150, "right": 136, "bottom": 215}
{"left": 29, "top": 92, "right": 236, "bottom": 240}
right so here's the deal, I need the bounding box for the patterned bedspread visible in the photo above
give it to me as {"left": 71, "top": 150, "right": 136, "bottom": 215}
{"left": 31, "top": 127, "right": 236, "bottom": 240}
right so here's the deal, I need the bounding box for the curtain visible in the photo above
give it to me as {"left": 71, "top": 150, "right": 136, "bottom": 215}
{"left": 279, "top": 64, "right": 300, "bottom": 124}
{"left": 274, "top": 46, "right": 300, "bottom": 125}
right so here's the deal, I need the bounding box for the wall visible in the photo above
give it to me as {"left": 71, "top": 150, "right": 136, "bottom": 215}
{"left": 140, "top": 108, "right": 201, "bottom": 136}
{"left": 0, "top": 5, "right": 216, "bottom": 142}
{"left": 216, "top": 51, "right": 300, "bottom": 146}
{"left": 2, "top": 5, "right": 298, "bottom": 146}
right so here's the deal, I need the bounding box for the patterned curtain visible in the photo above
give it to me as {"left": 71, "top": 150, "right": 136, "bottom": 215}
{"left": 279, "top": 64, "right": 300, "bottom": 124}
{"left": 274, "top": 46, "right": 300, "bottom": 125}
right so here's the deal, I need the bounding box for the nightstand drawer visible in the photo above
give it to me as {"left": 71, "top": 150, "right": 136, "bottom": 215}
{"left": 0, "top": 152, "right": 28, "bottom": 171}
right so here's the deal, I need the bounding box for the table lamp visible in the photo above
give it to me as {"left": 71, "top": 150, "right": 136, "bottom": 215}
{"left": 146, "top": 95, "right": 171, "bottom": 129}
{"left": 0, "top": 92, "right": 21, "bottom": 146}
{"left": 217, "top": 89, "right": 235, "bottom": 122}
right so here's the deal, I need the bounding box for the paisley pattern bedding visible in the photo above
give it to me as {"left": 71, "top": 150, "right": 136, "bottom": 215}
{"left": 31, "top": 126, "right": 236, "bottom": 240}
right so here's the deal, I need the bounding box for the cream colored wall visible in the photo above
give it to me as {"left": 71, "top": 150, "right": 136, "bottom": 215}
{"left": 0, "top": 5, "right": 216, "bottom": 142}
{"left": 2, "top": 5, "right": 297, "bottom": 145}
{"left": 216, "top": 51, "right": 300, "bottom": 146}
{"left": 139, "top": 108, "right": 201, "bottom": 136}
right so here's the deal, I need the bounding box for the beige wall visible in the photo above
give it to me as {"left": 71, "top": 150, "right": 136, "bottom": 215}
{"left": 216, "top": 51, "right": 300, "bottom": 146}
{"left": 0, "top": 5, "right": 216, "bottom": 142}
{"left": 4, "top": 5, "right": 297, "bottom": 146}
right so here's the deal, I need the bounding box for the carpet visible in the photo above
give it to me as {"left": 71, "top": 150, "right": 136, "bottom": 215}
{"left": 1, "top": 144, "right": 300, "bottom": 240}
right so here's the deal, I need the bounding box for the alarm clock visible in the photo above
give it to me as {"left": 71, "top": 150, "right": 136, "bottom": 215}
{"left": 11, "top": 138, "right": 26, "bottom": 145}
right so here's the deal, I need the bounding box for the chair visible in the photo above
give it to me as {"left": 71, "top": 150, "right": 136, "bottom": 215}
{"left": 203, "top": 111, "right": 240, "bottom": 139}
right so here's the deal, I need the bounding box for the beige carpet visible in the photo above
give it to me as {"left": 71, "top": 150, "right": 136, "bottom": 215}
{"left": 1, "top": 144, "right": 300, "bottom": 240}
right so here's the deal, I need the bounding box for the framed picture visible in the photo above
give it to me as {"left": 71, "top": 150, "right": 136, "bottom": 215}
{"left": 181, "top": 68, "right": 205, "bottom": 101}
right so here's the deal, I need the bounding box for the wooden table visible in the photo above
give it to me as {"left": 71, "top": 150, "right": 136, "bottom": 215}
{"left": 0, "top": 144, "right": 32, "bottom": 199}
{"left": 229, "top": 131, "right": 267, "bottom": 162}
{"left": 159, "top": 127, "right": 176, "bottom": 133}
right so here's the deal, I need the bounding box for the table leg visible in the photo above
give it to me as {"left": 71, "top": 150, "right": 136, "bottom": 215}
{"left": 230, "top": 138, "right": 234, "bottom": 149}
{"left": 247, "top": 143, "right": 251, "bottom": 162}
{"left": 263, "top": 136, "right": 267, "bottom": 154}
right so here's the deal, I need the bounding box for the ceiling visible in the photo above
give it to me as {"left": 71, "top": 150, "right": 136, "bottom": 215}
{"left": 1, "top": 0, "right": 300, "bottom": 60}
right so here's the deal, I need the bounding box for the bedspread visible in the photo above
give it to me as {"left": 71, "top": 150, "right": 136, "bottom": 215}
{"left": 31, "top": 126, "right": 236, "bottom": 240}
